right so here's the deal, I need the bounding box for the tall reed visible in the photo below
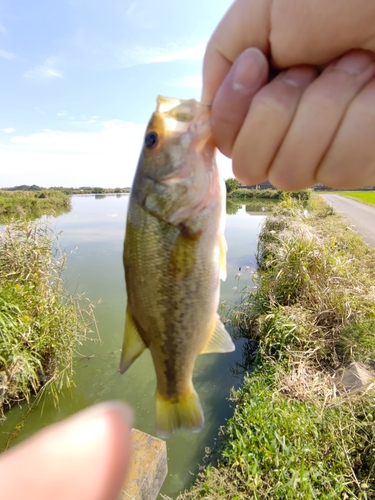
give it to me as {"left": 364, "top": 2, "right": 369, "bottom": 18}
{"left": 0, "top": 220, "right": 97, "bottom": 418}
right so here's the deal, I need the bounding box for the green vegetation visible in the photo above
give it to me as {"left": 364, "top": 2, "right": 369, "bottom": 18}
{"left": 0, "top": 221, "right": 97, "bottom": 419}
{"left": 3, "top": 184, "right": 130, "bottom": 195}
{"left": 229, "top": 187, "right": 311, "bottom": 201}
{"left": 224, "top": 178, "right": 311, "bottom": 202}
{"left": 225, "top": 178, "right": 242, "bottom": 194}
{"left": 337, "top": 191, "right": 375, "bottom": 207}
{"left": 0, "top": 190, "right": 71, "bottom": 222}
{"left": 177, "top": 194, "right": 375, "bottom": 499}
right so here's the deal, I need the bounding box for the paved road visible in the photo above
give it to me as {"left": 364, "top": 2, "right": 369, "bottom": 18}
{"left": 321, "top": 194, "right": 375, "bottom": 248}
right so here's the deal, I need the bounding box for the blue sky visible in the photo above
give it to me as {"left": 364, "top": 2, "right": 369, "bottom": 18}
{"left": 0, "top": 0, "right": 234, "bottom": 188}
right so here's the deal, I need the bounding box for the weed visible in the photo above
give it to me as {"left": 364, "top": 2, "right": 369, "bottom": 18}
{"left": 0, "top": 220, "right": 98, "bottom": 418}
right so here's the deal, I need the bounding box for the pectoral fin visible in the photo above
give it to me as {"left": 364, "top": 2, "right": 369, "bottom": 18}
{"left": 119, "top": 306, "right": 147, "bottom": 373}
{"left": 200, "top": 315, "right": 235, "bottom": 354}
{"left": 168, "top": 231, "right": 199, "bottom": 281}
{"left": 219, "top": 234, "right": 227, "bottom": 281}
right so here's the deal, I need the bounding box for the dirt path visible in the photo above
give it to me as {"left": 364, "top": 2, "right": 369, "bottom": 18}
{"left": 321, "top": 194, "right": 375, "bottom": 248}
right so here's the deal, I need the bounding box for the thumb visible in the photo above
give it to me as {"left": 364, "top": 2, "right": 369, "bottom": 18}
{"left": 0, "top": 402, "right": 133, "bottom": 500}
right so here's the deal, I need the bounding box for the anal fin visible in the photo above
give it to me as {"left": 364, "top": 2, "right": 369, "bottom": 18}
{"left": 200, "top": 314, "right": 235, "bottom": 354}
{"left": 119, "top": 306, "right": 147, "bottom": 373}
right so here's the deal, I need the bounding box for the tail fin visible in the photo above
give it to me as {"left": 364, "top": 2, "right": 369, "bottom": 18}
{"left": 155, "top": 388, "right": 204, "bottom": 439}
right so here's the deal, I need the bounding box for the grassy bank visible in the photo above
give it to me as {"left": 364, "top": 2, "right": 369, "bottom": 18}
{"left": 0, "top": 190, "right": 71, "bottom": 222}
{"left": 177, "top": 194, "right": 375, "bottom": 499}
{"left": 336, "top": 191, "right": 375, "bottom": 207}
{"left": 0, "top": 221, "right": 97, "bottom": 419}
{"left": 3, "top": 185, "right": 130, "bottom": 195}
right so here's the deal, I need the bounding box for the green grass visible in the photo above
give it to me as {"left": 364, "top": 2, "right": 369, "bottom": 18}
{"left": 176, "top": 194, "right": 375, "bottom": 500}
{"left": 0, "top": 220, "right": 98, "bottom": 419}
{"left": 336, "top": 191, "right": 375, "bottom": 207}
{"left": 0, "top": 190, "right": 71, "bottom": 223}
{"left": 178, "top": 372, "right": 375, "bottom": 499}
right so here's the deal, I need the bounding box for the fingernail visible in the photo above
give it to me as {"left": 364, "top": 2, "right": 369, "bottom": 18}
{"left": 334, "top": 50, "right": 374, "bottom": 74}
{"left": 281, "top": 66, "right": 316, "bottom": 87}
{"left": 232, "top": 47, "right": 267, "bottom": 93}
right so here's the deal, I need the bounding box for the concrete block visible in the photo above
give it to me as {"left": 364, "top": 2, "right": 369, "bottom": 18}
{"left": 120, "top": 428, "right": 168, "bottom": 500}
{"left": 335, "top": 362, "right": 375, "bottom": 394}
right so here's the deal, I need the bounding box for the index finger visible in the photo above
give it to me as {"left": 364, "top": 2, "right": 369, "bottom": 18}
{"left": 202, "top": 0, "right": 272, "bottom": 103}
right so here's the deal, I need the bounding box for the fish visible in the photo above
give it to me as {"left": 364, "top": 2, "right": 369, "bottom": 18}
{"left": 119, "top": 95, "right": 235, "bottom": 438}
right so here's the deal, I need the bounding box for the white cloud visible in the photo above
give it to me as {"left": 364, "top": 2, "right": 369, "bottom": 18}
{"left": 0, "top": 121, "right": 146, "bottom": 188}
{"left": 35, "top": 107, "right": 46, "bottom": 115}
{"left": 121, "top": 42, "right": 206, "bottom": 67}
{"left": 24, "top": 58, "right": 63, "bottom": 80}
{"left": 0, "top": 127, "right": 16, "bottom": 134}
{"left": 0, "top": 49, "right": 15, "bottom": 60}
{"left": 57, "top": 111, "right": 67, "bottom": 116}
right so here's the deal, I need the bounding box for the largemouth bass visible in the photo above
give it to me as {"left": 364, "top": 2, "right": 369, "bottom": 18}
{"left": 120, "top": 95, "right": 235, "bottom": 438}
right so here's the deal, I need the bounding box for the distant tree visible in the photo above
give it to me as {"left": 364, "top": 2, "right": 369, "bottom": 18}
{"left": 225, "top": 178, "right": 241, "bottom": 194}
{"left": 9, "top": 184, "right": 43, "bottom": 191}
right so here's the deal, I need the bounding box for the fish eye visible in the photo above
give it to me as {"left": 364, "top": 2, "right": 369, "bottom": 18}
{"left": 145, "top": 131, "right": 159, "bottom": 149}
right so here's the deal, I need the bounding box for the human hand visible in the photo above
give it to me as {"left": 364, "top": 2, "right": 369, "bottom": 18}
{"left": 0, "top": 402, "right": 132, "bottom": 500}
{"left": 203, "top": 0, "right": 375, "bottom": 189}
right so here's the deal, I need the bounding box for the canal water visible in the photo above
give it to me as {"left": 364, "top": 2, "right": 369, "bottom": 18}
{"left": 0, "top": 194, "right": 267, "bottom": 498}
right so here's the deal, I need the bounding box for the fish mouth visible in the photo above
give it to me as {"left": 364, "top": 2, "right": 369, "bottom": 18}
{"left": 156, "top": 96, "right": 212, "bottom": 140}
